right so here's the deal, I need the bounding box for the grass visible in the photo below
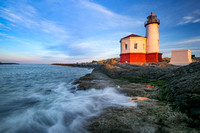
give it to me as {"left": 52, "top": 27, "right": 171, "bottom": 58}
{"left": 120, "top": 76, "right": 169, "bottom": 100}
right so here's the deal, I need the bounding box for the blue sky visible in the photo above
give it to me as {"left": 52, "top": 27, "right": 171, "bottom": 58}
{"left": 0, "top": 0, "right": 200, "bottom": 64}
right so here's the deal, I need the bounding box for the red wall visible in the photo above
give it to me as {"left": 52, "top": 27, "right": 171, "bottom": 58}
{"left": 120, "top": 53, "right": 130, "bottom": 63}
{"left": 158, "top": 53, "right": 162, "bottom": 62}
{"left": 146, "top": 53, "right": 162, "bottom": 62}
{"left": 120, "top": 53, "right": 162, "bottom": 63}
{"left": 120, "top": 53, "right": 146, "bottom": 63}
{"left": 130, "top": 53, "right": 146, "bottom": 62}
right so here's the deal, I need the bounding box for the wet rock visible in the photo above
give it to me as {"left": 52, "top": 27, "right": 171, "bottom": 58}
{"left": 160, "top": 63, "right": 200, "bottom": 126}
{"left": 73, "top": 61, "right": 200, "bottom": 131}
{"left": 73, "top": 71, "right": 115, "bottom": 90}
{"left": 116, "top": 83, "right": 148, "bottom": 97}
{"left": 86, "top": 101, "right": 195, "bottom": 133}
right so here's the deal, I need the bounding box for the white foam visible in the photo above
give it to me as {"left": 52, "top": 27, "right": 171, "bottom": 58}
{"left": 0, "top": 83, "right": 137, "bottom": 133}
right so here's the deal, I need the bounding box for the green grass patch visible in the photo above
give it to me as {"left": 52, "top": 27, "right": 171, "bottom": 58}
{"left": 120, "top": 76, "right": 169, "bottom": 100}
{"left": 120, "top": 77, "right": 167, "bottom": 87}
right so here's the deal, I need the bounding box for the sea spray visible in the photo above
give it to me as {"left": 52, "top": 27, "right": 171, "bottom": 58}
{"left": 0, "top": 65, "right": 136, "bottom": 133}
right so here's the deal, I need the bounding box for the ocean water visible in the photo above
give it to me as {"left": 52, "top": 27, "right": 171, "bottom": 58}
{"left": 0, "top": 64, "right": 136, "bottom": 133}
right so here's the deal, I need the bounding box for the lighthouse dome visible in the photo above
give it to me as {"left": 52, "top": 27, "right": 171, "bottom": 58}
{"left": 144, "top": 12, "right": 160, "bottom": 27}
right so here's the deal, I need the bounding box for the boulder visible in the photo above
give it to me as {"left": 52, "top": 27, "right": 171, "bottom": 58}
{"left": 104, "top": 58, "right": 118, "bottom": 64}
{"left": 104, "top": 64, "right": 120, "bottom": 69}
{"left": 162, "top": 57, "right": 171, "bottom": 63}
{"left": 161, "top": 63, "right": 200, "bottom": 126}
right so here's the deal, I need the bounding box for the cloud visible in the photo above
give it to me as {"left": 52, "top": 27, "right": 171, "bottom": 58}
{"left": 0, "top": 6, "right": 69, "bottom": 40}
{"left": 0, "top": 23, "right": 11, "bottom": 30}
{"left": 0, "top": 33, "right": 13, "bottom": 38}
{"left": 177, "top": 16, "right": 194, "bottom": 25}
{"left": 64, "top": 35, "right": 121, "bottom": 61}
{"left": 194, "top": 10, "right": 200, "bottom": 15}
{"left": 193, "top": 18, "right": 200, "bottom": 23}
{"left": 191, "top": 50, "right": 200, "bottom": 53}
{"left": 78, "top": 0, "right": 143, "bottom": 29}
{"left": 80, "top": 0, "right": 114, "bottom": 16}
{"left": 176, "top": 38, "right": 200, "bottom": 45}
{"left": 0, "top": 38, "right": 72, "bottom": 63}
{"left": 63, "top": 46, "right": 119, "bottom": 63}
{"left": 0, "top": 33, "right": 35, "bottom": 45}
{"left": 177, "top": 10, "right": 200, "bottom": 25}
{"left": 160, "top": 36, "right": 200, "bottom": 57}
{"left": 184, "top": 16, "right": 194, "bottom": 20}
{"left": 162, "top": 36, "right": 200, "bottom": 46}
{"left": 39, "top": 20, "right": 70, "bottom": 39}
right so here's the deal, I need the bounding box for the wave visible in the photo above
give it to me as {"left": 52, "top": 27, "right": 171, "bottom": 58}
{"left": 0, "top": 83, "right": 136, "bottom": 133}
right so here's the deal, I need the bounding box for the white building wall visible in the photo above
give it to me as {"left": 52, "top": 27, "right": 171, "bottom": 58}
{"left": 130, "top": 37, "right": 146, "bottom": 53}
{"left": 121, "top": 37, "right": 146, "bottom": 54}
{"left": 146, "top": 23, "right": 159, "bottom": 53}
{"left": 170, "top": 49, "right": 192, "bottom": 65}
{"left": 121, "top": 38, "right": 130, "bottom": 54}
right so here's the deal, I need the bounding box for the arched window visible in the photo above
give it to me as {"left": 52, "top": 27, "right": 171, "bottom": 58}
{"left": 125, "top": 44, "right": 127, "bottom": 50}
{"left": 134, "top": 43, "right": 137, "bottom": 49}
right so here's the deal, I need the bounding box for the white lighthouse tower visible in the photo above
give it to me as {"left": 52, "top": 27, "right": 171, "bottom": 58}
{"left": 120, "top": 12, "right": 162, "bottom": 63}
{"left": 144, "top": 12, "right": 162, "bottom": 62}
{"left": 145, "top": 12, "right": 160, "bottom": 53}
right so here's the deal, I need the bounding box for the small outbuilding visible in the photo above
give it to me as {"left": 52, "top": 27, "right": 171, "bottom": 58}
{"left": 170, "top": 49, "right": 192, "bottom": 65}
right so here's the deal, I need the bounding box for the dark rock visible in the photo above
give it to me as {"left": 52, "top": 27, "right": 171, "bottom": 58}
{"left": 86, "top": 102, "right": 195, "bottom": 133}
{"left": 159, "top": 63, "right": 200, "bottom": 126}
{"left": 72, "top": 61, "right": 200, "bottom": 131}
{"left": 73, "top": 71, "right": 115, "bottom": 90}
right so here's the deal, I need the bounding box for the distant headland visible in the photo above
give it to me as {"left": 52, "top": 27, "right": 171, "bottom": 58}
{"left": 0, "top": 61, "right": 19, "bottom": 65}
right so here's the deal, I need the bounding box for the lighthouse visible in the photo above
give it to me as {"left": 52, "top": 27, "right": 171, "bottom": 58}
{"left": 120, "top": 12, "right": 162, "bottom": 63}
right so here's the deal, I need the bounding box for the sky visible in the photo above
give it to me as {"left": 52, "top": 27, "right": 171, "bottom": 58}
{"left": 0, "top": 0, "right": 200, "bottom": 64}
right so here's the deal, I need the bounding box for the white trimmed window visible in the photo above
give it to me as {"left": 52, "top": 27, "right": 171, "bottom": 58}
{"left": 125, "top": 44, "right": 127, "bottom": 50}
{"left": 134, "top": 43, "right": 137, "bottom": 49}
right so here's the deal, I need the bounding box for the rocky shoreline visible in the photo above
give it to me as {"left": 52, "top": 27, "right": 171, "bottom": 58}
{"left": 72, "top": 62, "right": 200, "bottom": 132}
